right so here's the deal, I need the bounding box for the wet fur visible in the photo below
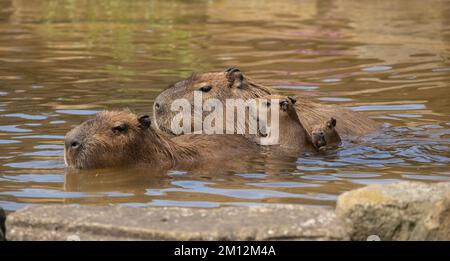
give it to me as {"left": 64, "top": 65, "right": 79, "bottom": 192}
{"left": 64, "top": 110, "right": 260, "bottom": 169}
{"left": 252, "top": 94, "right": 312, "bottom": 151}
{"left": 154, "top": 69, "right": 380, "bottom": 138}
{"left": 154, "top": 71, "right": 272, "bottom": 135}
{"left": 311, "top": 118, "right": 342, "bottom": 150}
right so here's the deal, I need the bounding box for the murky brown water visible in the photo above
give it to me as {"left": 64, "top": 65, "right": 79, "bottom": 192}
{"left": 1, "top": 0, "right": 449, "bottom": 211}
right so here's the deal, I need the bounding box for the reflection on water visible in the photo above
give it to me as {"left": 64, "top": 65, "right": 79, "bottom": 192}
{"left": 1, "top": 0, "right": 449, "bottom": 211}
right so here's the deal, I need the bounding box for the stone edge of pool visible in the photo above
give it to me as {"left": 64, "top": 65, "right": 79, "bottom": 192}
{"left": 1, "top": 181, "right": 449, "bottom": 241}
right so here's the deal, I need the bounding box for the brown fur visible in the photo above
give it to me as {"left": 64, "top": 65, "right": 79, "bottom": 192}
{"left": 310, "top": 117, "right": 341, "bottom": 150}
{"left": 154, "top": 68, "right": 380, "bottom": 138}
{"left": 251, "top": 94, "right": 312, "bottom": 151}
{"left": 64, "top": 110, "right": 260, "bottom": 169}
{"left": 154, "top": 70, "right": 271, "bottom": 135}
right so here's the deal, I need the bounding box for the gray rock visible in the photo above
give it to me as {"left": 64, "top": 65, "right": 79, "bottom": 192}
{"left": 336, "top": 181, "right": 450, "bottom": 241}
{"left": 6, "top": 204, "right": 348, "bottom": 241}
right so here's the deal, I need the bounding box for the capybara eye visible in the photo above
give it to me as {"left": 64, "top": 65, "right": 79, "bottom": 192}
{"left": 112, "top": 123, "right": 128, "bottom": 134}
{"left": 71, "top": 141, "right": 80, "bottom": 149}
{"left": 199, "top": 85, "right": 212, "bottom": 93}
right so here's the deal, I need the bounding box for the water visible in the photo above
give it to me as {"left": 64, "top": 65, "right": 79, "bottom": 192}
{"left": 1, "top": 0, "right": 449, "bottom": 212}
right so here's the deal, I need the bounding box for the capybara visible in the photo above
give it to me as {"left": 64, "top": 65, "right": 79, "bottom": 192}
{"left": 153, "top": 67, "right": 271, "bottom": 135}
{"left": 64, "top": 110, "right": 261, "bottom": 169}
{"left": 153, "top": 67, "right": 380, "bottom": 138}
{"left": 250, "top": 94, "right": 312, "bottom": 151}
{"left": 310, "top": 117, "right": 341, "bottom": 150}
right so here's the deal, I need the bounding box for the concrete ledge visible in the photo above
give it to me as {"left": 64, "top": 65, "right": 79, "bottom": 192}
{"left": 4, "top": 181, "right": 450, "bottom": 241}
{"left": 6, "top": 204, "right": 348, "bottom": 241}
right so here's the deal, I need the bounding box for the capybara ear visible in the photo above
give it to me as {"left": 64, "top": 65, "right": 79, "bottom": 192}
{"left": 280, "top": 99, "right": 289, "bottom": 112}
{"left": 327, "top": 117, "right": 337, "bottom": 128}
{"left": 226, "top": 67, "right": 245, "bottom": 88}
{"left": 138, "top": 115, "right": 151, "bottom": 129}
{"left": 288, "top": 96, "right": 297, "bottom": 104}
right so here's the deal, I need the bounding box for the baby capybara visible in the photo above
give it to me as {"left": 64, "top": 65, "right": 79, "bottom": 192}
{"left": 310, "top": 117, "right": 341, "bottom": 150}
{"left": 250, "top": 94, "right": 312, "bottom": 151}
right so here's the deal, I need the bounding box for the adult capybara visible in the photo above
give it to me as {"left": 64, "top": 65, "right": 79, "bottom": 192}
{"left": 153, "top": 67, "right": 380, "bottom": 138}
{"left": 64, "top": 110, "right": 261, "bottom": 169}
{"left": 310, "top": 117, "right": 341, "bottom": 150}
{"left": 154, "top": 68, "right": 272, "bottom": 135}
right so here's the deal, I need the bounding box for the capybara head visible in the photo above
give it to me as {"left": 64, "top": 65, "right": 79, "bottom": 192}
{"left": 251, "top": 95, "right": 307, "bottom": 147}
{"left": 153, "top": 67, "right": 272, "bottom": 135}
{"left": 64, "top": 110, "right": 152, "bottom": 169}
{"left": 311, "top": 117, "right": 341, "bottom": 150}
